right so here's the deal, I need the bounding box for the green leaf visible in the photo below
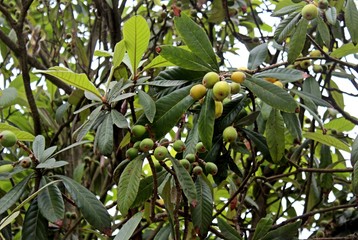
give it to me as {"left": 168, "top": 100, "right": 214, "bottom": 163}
{"left": 114, "top": 212, "right": 143, "bottom": 240}
{"left": 207, "top": 0, "right": 225, "bottom": 23}
{"left": 111, "top": 110, "right": 129, "bottom": 128}
{"left": 0, "top": 175, "right": 32, "bottom": 215}
{"left": 138, "top": 89, "right": 156, "bottom": 123}
{"left": 38, "top": 177, "right": 64, "bottom": 223}
{"left": 329, "top": 80, "right": 344, "bottom": 109}
{"left": 303, "top": 132, "right": 350, "bottom": 152}
{"left": 274, "top": 12, "right": 301, "bottom": 43}
{"left": 242, "top": 77, "right": 297, "bottom": 113}
{"left": 271, "top": 4, "right": 302, "bottom": 17}
{"left": 266, "top": 109, "right": 285, "bottom": 163}
{"left": 215, "top": 96, "right": 245, "bottom": 133}
{"left": 117, "top": 155, "right": 144, "bottom": 215}
{"left": 158, "top": 46, "right": 212, "bottom": 72}
{"left": 36, "top": 158, "right": 68, "bottom": 169}
{"left": 123, "top": 15, "right": 150, "bottom": 73}
{"left": 288, "top": 18, "right": 308, "bottom": 63}
{"left": 302, "top": 77, "right": 321, "bottom": 99}
{"left": 330, "top": 43, "right": 358, "bottom": 58}
{"left": 253, "top": 68, "right": 304, "bottom": 83}
{"left": 191, "top": 175, "right": 213, "bottom": 238}
{"left": 248, "top": 43, "right": 268, "bottom": 70}
{"left": 22, "top": 199, "right": 48, "bottom": 240}
{"left": 217, "top": 217, "right": 242, "bottom": 240}
{"left": 183, "top": 117, "right": 200, "bottom": 156}
{"left": 290, "top": 89, "right": 331, "bottom": 108}
{"left": 0, "top": 210, "right": 20, "bottom": 232}
{"left": 351, "top": 135, "right": 358, "bottom": 165}
{"left": 0, "top": 123, "right": 35, "bottom": 141}
{"left": 325, "top": 7, "right": 337, "bottom": 25}
{"left": 41, "top": 146, "right": 57, "bottom": 162}
{"left": 316, "top": 14, "right": 331, "bottom": 46}
{"left": 307, "top": 173, "right": 320, "bottom": 211}
{"left": 174, "top": 13, "right": 218, "bottom": 71}
{"left": 33, "top": 135, "right": 46, "bottom": 162}
{"left": 324, "top": 117, "right": 355, "bottom": 132}
{"left": 198, "top": 90, "right": 215, "bottom": 150}
{"left": 242, "top": 128, "right": 271, "bottom": 161}
{"left": 0, "top": 87, "right": 17, "bottom": 108}
{"left": 352, "top": 161, "right": 358, "bottom": 195}
{"left": 94, "top": 50, "right": 112, "bottom": 57}
{"left": 55, "top": 175, "right": 111, "bottom": 234}
{"left": 261, "top": 220, "right": 301, "bottom": 240}
{"left": 139, "top": 80, "right": 188, "bottom": 87}
{"left": 143, "top": 55, "right": 175, "bottom": 70}
{"left": 113, "top": 40, "right": 126, "bottom": 69}
{"left": 252, "top": 215, "right": 273, "bottom": 240}
{"left": 34, "top": 67, "right": 101, "bottom": 98}
{"left": 169, "top": 156, "right": 197, "bottom": 205}
{"left": 97, "top": 114, "right": 113, "bottom": 155}
{"left": 282, "top": 112, "right": 302, "bottom": 140}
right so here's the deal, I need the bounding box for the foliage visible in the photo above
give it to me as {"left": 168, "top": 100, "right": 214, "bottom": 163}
{"left": 0, "top": 0, "right": 358, "bottom": 239}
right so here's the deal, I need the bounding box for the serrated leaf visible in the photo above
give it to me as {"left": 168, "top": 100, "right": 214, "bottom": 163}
{"left": 97, "top": 114, "right": 113, "bottom": 155}
{"left": 114, "top": 212, "right": 143, "bottom": 240}
{"left": 191, "top": 175, "right": 213, "bottom": 238}
{"left": 261, "top": 220, "right": 301, "bottom": 240}
{"left": 266, "top": 109, "right": 285, "bottom": 163}
{"left": 330, "top": 43, "right": 358, "bottom": 58}
{"left": 0, "top": 123, "right": 35, "bottom": 141}
{"left": 139, "top": 80, "right": 188, "bottom": 87}
{"left": 22, "top": 199, "right": 48, "bottom": 240}
{"left": 351, "top": 135, "right": 358, "bottom": 165}
{"left": 111, "top": 110, "right": 129, "bottom": 128}
{"left": 254, "top": 68, "right": 304, "bottom": 83}
{"left": 33, "top": 135, "right": 46, "bottom": 161}
{"left": 123, "top": 15, "right": 150, "bottom": 73}
{"left": 248, "top": 43, "right": 268, "bottom": 70}
{"left": 117, "top": 155, "right": 143, "bottom": 215}
{"left": 55, "top": 175, "right": 111, "bottom": 234}
{"left": 113, "top": 40, "right": 126, "bottom": 69}
{"left": 274, "top": 12, "right": 301, "bottom": 43}
{"left": 329, "top": 80, "right": 344, "bottom": 109}
{"left": 0, "top": 87, "right": 17, "bottom": 108}
{"left": 288, "top": 18, "right": 308, "bottom": 63}
{"left": 290, "top": 89, "right": 331, "bottom": 108}
{"left": 271, "top": 4, "right": 302, "bottom": 17}
{"left": 159, "top": 46, "right": 212, "bottom": 72}
{"left": 34, "top": 67, "right": 101, "bottom": 98}
{"left": 324, "top": 117, "right": 355, "bottom": 132}
{"left": 36, "top": 158, "right": 68, "bottom": 169}
{"left": 138, "top": 89, "right": 156, "bottom": 123}
{"left": 183, "top": 117, "right": 200, "bottom": 156}
{"left": 143, "top": 55, "right": 175, "bottom": 70}
{"left": 303, "top": 132, "right": 350, "bottom": 152}
{"left": 174, "top": 13, "right": 218, "bottom": 71}
{"left": 198, "top": 90, "right": 215, "bottom": 150}
{"left": 217, "top": 217, "right": 242, "bottom": 240}
{"left": 242, "top": 128, "right": 271, "bottom": 161}
{"left": 325, "top": 7, "right": 337, "bottom": 25}
{"left": 0, "top": 175, "right": 32, "bottom": 215}
{"left": 169, "top": 156, "right": 197, "bottom": 205}
{"left": 242, "top": 77, "right": 297, "bottom": 113}
{"left": 38, "top": 177, "right": 64, "bottom": 223}
{"left": 282, "top": 112, "right": 302, "bottom": 140}
{"left": 317, "top": 14, "right": 331, "bottom": 46}
{"left": 252, "top": 215, "right": 273, "bottom": 240}
{"left": 302, "top": 77, "right": 321, "bottom": 98}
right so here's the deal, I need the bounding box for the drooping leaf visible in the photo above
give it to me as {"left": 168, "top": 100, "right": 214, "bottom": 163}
{"left": 111, "top": 110, "right": 129, "bottom": 128}
{"left": 114, "top": 212, "right": 143, "bottom": 240}
{"left": 316, "top": 14, "right": 331, "bottom": 46}
{"left": 123, "top": 15, "right": 150, "bottom": 73}
{"left": 248, "top": 43, "right": 268, "bottom": 70}
{"left": 22, "top": 199, "right": 48, "bottom": 240}
{"left": 0, "top": 210, "right": 19, "bottom": 232}
{"left": 302, "top": 77, "right": 321, "bottom": 99}
{"left": 266, "top": 109, "right": 285, "bottom": 164}
{"left": 0, "top": 123, "right": 35, "bottom": 141}
{"left": 242, "top": 77, "right": 297, "bottom": 113}
{"left": 217, "top": 217, "right": 242, "bottom": 240}
{"left": 34, "top": 67, "right": 101, "bottom": 98}
{"left": 307, "top": 173, "right": 320, "bottom": 211}
{"left": 352, "top": 161, "right": 358, "bottom": 195}
{"left": 138, "top": 89, "right": 156, "bottom": 123}
{"left": 38, "top": 177, "right": 64, "bottom": 223}
{"left": 207, "top": 0, "right": 225, "bottom": 23}
{"left": 261, "top": 220, "right": 301, "bottom": 240}
{"left": 0, "top": 87, "right": 17, "bottom": 108}
{"left": 303, "top": 132, "right": 350, "bottom": 152}
{"left": 252, "top": 215, "right": 273, "bottom": 240}
{"left": 117, "top": 155, "right": 144, "bottom": 215}
{"left": 183, "top": 118, "right": 199, "bottom": 156}
{"left": 191, "top": 175, "right": 213, "bottom": 238}
{"left": 288, "top": 18, "right": 308, "bottom": 63}
{"left": 174, "top": 13, "right": 219, "bottom": 71}
{"left": 324, "top": 117, "right": 355, "bottom": 132}
{"left": 32, "top": 135, "right": 46, "bottom": 162}
{"left": 330, "top": 43, "right": 358, "bottom": 58}
{"left": 281, "top": 112, "right": 302, "bottom": 140}
{"left": 274, "top": 12, "right": 301, "bottom": 43}
{"left": 198, "top": 90, "right": 215, "bottom": 150}
{"left": 290, "top": 89, "right": 331, "bottom": 108}
{"left": 351, "top": 135, "right": 358, "bottom": 165}
{"left": 215, "top": 96, "right": 245, "bottom": 133}
{"left": 253, "top": 68, "right": 304, "bottom": 83}
{"left": 55, "top": 175, "right": 111, "bottom": 234}
{"left": 97, "top": 114, "right": 113, "bottom": 155}
{"left": 154, "top": 224, "right": 172, "bottom": 240}
{"left": 242, "top": 128, "right": 271, "bottom": 161}
{"left": 325, "top": 7, "right": 337, "bottom": 25}
{"left": 329, "top": 80, "right": 344, "bottom": 110}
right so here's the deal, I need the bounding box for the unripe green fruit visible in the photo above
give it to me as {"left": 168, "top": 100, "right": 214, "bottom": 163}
{"left": 185, "top": 153, "right": 196, "bottom": 163}
{"left": 205, "top": 162, "right": 218, "bottom": 175}
{"left": 195, "top": 142, "right": 206, "bottom": 153}
{"left": 309, "top": 49, "right": 322, "bottom": 57}
{"left": 190, "top": 84, "right": 207, "bottom": 100}
{"left": 173, "top": 140, "right": 186, "bottom": 152}
{"left": 223, "top": 126, "right": 238, "bottom": 143}
{"left": 20, "top": 157, "right": 32, "bottom": 168}
{"left": 300, "top": 60, "right": 311, "bottom": 69}
{"left": 154, "top": 146, "right": 168, "bottom": 160}
{"left": 318, "top": 0, "right": 329, "bottom": 9}
{"left": 202, "top": 72, "right": 220, "bottom": 89}
{"left": 231, "top": 71, "right": 246, "bottom": 84}
{"left": 313, "top": 64, "right": 323, "bottom": 73}
{"left": 65, "top": 211, "right": 72, "bottom": 218}
{"left": 316, "top": 230, "right": 325, "bottom": 237}
{"left": 180, "top": 159, "right": 191, "bottom": 170}
{"left": 213, "top": 81, "right": 230, "bottom": 101}
{"left": 133, "top": 141, "right": 141, "bottom": 149}
{"left": 159, "top": 138, "right": 170, "bottom": 147}
{"left": 215, "top": 101, "right": 223, "bottom": 119}
{"left": 230, "top": 82, "right": 241, "bottom": 94}
{"left": 301, "top": 4, "right": 318, "bottom": 20}
{"left": 193, "top": 166, "right": 203, "bottom": 175}
{"left": 154, "top": 161, "right": 163, "bottom": 172}
{"left": 131, "top": 125, "right": 146, "bottom": 140}
{"left": 126, "top": 147, "right": 139, "bottom": 160}
{"left": 139, "top": 138, "right": 154, "bottom": 152}
{"left": 0, "top": 130, "right": 17, "bottom": 147}
{"left": 0, "top": 164, "right": 14, "bottom": 173}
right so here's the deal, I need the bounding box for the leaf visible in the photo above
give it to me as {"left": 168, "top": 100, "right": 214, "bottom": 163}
{"left": 352, "top": 161, "right": 358, "bottom": 195}
{"left": 183, "top": 117, "right": 200, "bottom": 156}
{"left": 138, "top": 89, "right": 156, "bottom": 123}
{"left": 316, "top": 14, "right": 331, "bottom": 46}
{"left": 261, "top": 220, "right": 301, "bottom": 240}
{"left": 281, "top": 112, "right": 302, "bottom": 140}
{"left": 38, "top": 177, "right": 64, "bottom": 223}
{"left": 253, "top": 68, "right": 304, "bottom": 83}
{"left": 40, "top": 146, "right": 57, "bottom": 162}
{"left": 158, "top": 46, "right": 212, "bottom": 72}
{"left": 117, "top": 155, "right": 144, "bottom": 215}
{"left": 0, "top": 123, "right": 35, "bottom": 141}
{"left": 0, "top": 175, "right": 32, "bottom": 215}
{"left": 242, "top": 77, "right": 297, "bottom": 113}
{"left": 33, "top": 135, "right": 46, "bottom": 162}
{"left": 97, "top": 114, "right": 113, "bottom": 155}
{"left": 325, "top": 7, "right": 337, "bottom": 25}
{"left": 169, "top": 156, "right": 197, "bottom": 205}
{"left": 266, "top": 109, "right": 285, "bottom": 164}
{"left": 111, "top": 92, "right": 136, "bottom": 103}
{"left": 198, "top": 90, "right": 215, "bottom": 150}
{"left": 217, "top": 217, "right": 242, "bottom": 240}
{"left": 36, "top": 158, "right": 68, "bottom": 169}
{"left": 329, "top": 80, "right": 344, "bottom": 109}
{"left": 307, "top": 173, "right": 320, "bottom": 211}
{"left": 113, "top": 40, "right": 126, "bottom": 69}
{"left": 288, "top": 18, "right": 308, "bottom": 63}
{"left": 330, "top": 43, "right": 358, "bottom": 58}
{"left": 55, "top": 175, "right": 111, "bottom": 234}
{"left": 114, "top": 212, "right": 143, "bottom": 240}
{"left": 191, "top": 175, "right": 213, "bottom": 238}
{"left": 111, "top": 110, "right": 129, "bottom": 128}
{"left": 34, "top": 67, "right": 101, "bottom": 98}
{"left": 215, "top": 96, "right": 245, "bottom": 133}
{"left": 22, "top": 199, "right": 48, "bottom": 240}
{"left": 174, "top": 13, "right": 218, "bottom": 71}
{"left": 302, "top": 77, "right": 321, "bottom": 99}
{"left": 274, "top": 12, "right": 301, "bottom": 43}
{"left": 290, "top": 89, "right": 331, "bottom": 108}
{"left": 324, "top": 117, "right": 355, "bottom": 132}
{"left": 271, "top": 4, "right": 302, "bottom": 17}
{"left": 303, "top": 132, "right": 350, "bottom": 152}
{"left": 123, "top": 15, "right": 150, "bottom": 73}
{"left": 139, "top": 80, "right": 188, "bottom": 87}
{"left": 0, "top": 87, "right": 17, "bottom": 108}
{"left": 248, "top": 43, "right": 268, "bottom": 70}
{"left": 351, "top": 135, "right": 358, "bottom": 165}
{"left": 143, "top": 55, "right": 175, "bottom": 70}
{"left": 252, "top": 215, "right": 273, "bottom": 240}
{"left": 242, "top": 128, "right": 271, "bottom": 161}
{"left": 207, "top": 0, "right": 225, "bottom": 23}
{"left": 0, "top": 211, "right": 20, "bottom": 231}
